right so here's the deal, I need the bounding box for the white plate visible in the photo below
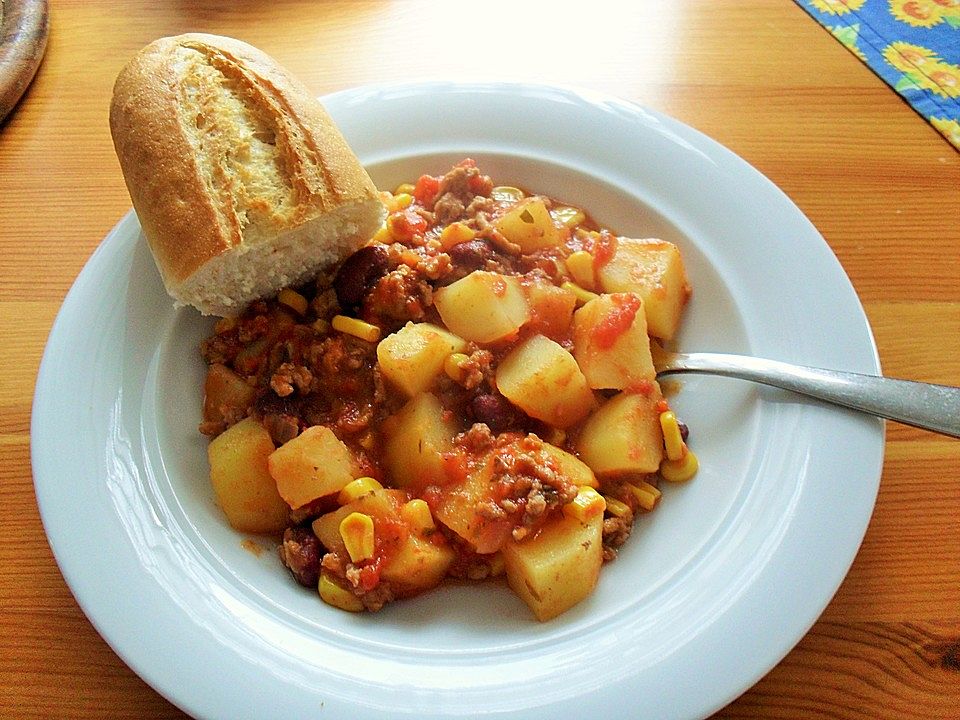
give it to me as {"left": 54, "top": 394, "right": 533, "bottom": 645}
{"left": 32, "top": 83, "right": 883, "bottom": 720}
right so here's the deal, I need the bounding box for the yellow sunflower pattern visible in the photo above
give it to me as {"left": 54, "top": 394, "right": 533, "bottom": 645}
{"left": 798, "top": 0, "right": 960, "bottom": 151}
{"left": 883, "top": 42, "right": 960, "bottom": 97}
{"left": 889, "top": 0, "right": 960, "bottom": 28}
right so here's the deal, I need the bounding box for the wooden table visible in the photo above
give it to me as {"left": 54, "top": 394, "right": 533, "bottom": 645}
{"left": 2, "top": 1, "right": 958, "bottom": 718}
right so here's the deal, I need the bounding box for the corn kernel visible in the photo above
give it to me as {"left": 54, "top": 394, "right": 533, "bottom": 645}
{"left": 390, "top": 192, "right": 414, "bottom": 211}
{"left": 332, "top": 315, "right": 381, "bottom": 343}
{"left": 552, "top": 205, "right": 587, "bottom": 229}
{"left": 444, "top": 352, "right": 470, "bottom": 383}
{"left": 660, "top": 449, "right": 699, "bottom": 483}
{"left": 627, "top": 480, "right": 661, "bottom": 511}
{"left": 394, "top": 182, "right": 416, "bottom": 195}
{"left": 371, "top": 222, "right": 392, "bottom": 245}
{"left": 487, "top": 552, "right": 505, "bottom": 577}
{"left": 603, "top": 495, "right": 632, "bottom": 518}
{"left": 659, "top": 411, "right": 685, "bottom": 462}
{"left": 438, "top": 221, "right": 477, "bottom": 250}
{"left": 563, "top": 486, "right": 606, "bottom": 521}
{"left": 491, "top": 185, "right": 524, "bottom": 202}
{"left": 214, "top": 317, "right": 237, "bottom": 334}
{"left": 337, "top": 477, "right": 382, "bottom": 505}
{"left": 358, "top": 432, "right": 376, "bottom": 451}
{"left": 339, "top": 512, "right": 376, "bottom": 563}
{"left": 561, "top": 281, "right": 599, "bottom": 306}
{"left": 565, "top": 250, "right": 596, "bottom": 290}
{"left": 277, "top": 288, "right": 309, "bottom": 316}
{"left": 401, "top": 499, "right": 435, "bottom": 533}
{"left": 319, "top": 574, "right": 364, "bottom": 612}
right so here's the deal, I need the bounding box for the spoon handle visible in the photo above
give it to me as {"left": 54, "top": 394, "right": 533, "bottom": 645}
{"left": 661, "top": 352, "right": 960, "bottom": 438}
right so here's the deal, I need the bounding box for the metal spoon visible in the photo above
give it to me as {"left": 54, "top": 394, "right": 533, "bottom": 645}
{"left": 652, "top": 345, "right": 960, "bottom": 439}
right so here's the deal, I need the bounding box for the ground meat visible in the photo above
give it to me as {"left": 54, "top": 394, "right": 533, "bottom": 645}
{"left": 357, "top": 582, "right": 395, "bottom": 613}
{"left": 270, "top": 362, "right": 313, "bottom": 397}
{"left": 361, "top": 265, "right": 432, "bottom": 327}
{"left": 200, "top": 333, "right": 240, "bottom": 365}
{"left": 464, "top": 194, "right": 496, "bottom": 219}
{"left": 482, "top": 435, "right": 579, "bottom": 541}
{"left": 433, "top": 192, "right": 465, "bottom": 224}
{"left": 602, "top": 515, "right": 634, "bottom": 561}
{"left": 457, "top": 349, "right": 493, "bottom": 390}
{"left": 280, "top": 527, "right": 322, "bottom": 587}
{"left": 434, "top": 166, "right": 473, "bottom": 205}
{"left": 238, "top": 312, "right": 270, "bottom": 343}
{"left": 457, "top": 423, "right": 497, "bottom": 453}
{"left": 331, "top": 399, "right": 374, "bottom": 436}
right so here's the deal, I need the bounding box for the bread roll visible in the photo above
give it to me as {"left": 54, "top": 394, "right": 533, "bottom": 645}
{"left": 109, "top": 33, "right": 385, "bottom": 316}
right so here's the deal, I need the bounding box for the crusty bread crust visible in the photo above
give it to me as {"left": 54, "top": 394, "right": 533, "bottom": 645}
{"left": 110, "top": 33, "right": 385, "bottom": 316}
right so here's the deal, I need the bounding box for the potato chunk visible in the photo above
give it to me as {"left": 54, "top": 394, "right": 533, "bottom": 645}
{"left": 598, "top": 238, "right": 691, "bottom": 340}
{"left": 433, "top": 454, "right": 514, "bottom": 554}
{"left": 434, "top": 271, "right": 531, "bottom": 343}
{"left": 541, "top": 442, "right": 598, "bottom": 488}
{"left": 207, "top": 418, "right": 289, "bottom": 533}
{"left": 502, "top": 511, "right": 603, "bottom": 621}
{"left": 496, "top": 334, "right": 594, "bottom": 428}
{"left": 203, "top": 364, "right": 256, "bottom": 426}
{"left": 576, "top": 389, "right": 664, "bottom": 476}
{"left": 381, "top": 533, "right": 456, "bottom": 598}
{"left": 312, "top": 488, "right": 408, "bottom": 557}
{"left": 268, "top": 425, "right": 359, "bottom": 509}
{"left": 313, "top": 489, "right": 454, "bottom": 598}
{"left": 377, "top": 322, "right": 467, "bottom": 397}
{"left": 572, "top": 292, "right": 656, "bottom": 389}
{"left": 382, "top": 392, "right": 459, "bottom": 491}
{"left": 495, "top": 197, "right": 563, "bottom": 252}
{"left": 524, "top": 278, "right": 577, "bottom": 341}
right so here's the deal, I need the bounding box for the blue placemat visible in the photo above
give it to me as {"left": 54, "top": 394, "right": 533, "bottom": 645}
{"left": 795, "top": 0, "right": 960, "bottom": 151}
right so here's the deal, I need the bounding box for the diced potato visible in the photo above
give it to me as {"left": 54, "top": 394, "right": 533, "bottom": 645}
{"left": 268, "top": 425, "right": 359, "bottom": 509}
{"left": 381, "top": 534, "right": 456, "bottom": 598}
{"left": 434, "top": 271, "right": 531, "bottom": 343}
{"left": 208, "top": 418, "right": 289, "bottom": 533}
{"left": 576, "top": 389, "right": 665, "bottom": 476}
{"left": 541, "top": 442, "right": 598, "bottom": 488}
{"left": 382, "top": 392, "right": 459, "bottom": 491}
{"left": 524, "top": 278, "right": 577, "bottom": 341}
{"left": 598, "top": 238, "right": 691, "bottom": 340}
{"left": 572, "top": 293, "right": 656, "bottom": 390}
{"left": 313, "top": 488, "right": 454, "bottom": 597}
{"left": 495, "top": 197, "right": 563, "bottom": 252}
{"left": 377, "top": 322, "right": 467, "bottom": 397}
{"left": 496, "top": 334, "right": 595, "bottom": 428}
{"left": 433, "top": 455, "right": 514, "bottom": 554}
{"left": 203, "top": 364, "right": 256, "bottom": 426}
{"left": 502, "top": 511, "right": 603, "bottom": 621}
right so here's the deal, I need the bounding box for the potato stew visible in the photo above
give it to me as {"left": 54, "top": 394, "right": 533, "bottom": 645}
{"left": 200, "top": 159, "right": 697, "bottom": 621}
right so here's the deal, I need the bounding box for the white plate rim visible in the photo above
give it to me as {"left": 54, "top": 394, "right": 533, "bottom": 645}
{"left": 31, "top": 81, "right": 884, "bottom": 720}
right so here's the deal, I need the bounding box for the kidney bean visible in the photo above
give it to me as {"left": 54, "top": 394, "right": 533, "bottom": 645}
{"left": 333, "top": 245, "right": 389, "bottom": 308}
{"left": 678, "top": 420, "right": 690, "bottom": 442}
{"left": 447, "top": 239, "right": 492, "bottom": 271}
{"left": 280, "top": 527, "right": 322, "bottom": 588}
{"left": 470, "top": 393, "right": 519, "bottom": 433}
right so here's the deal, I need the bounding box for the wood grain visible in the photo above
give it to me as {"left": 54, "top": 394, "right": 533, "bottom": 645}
{"left": 0, "top": 0, "right": 49, "bottom": 121}
{"left": 1, "top": 1, "right": 957, "bottom": 718}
